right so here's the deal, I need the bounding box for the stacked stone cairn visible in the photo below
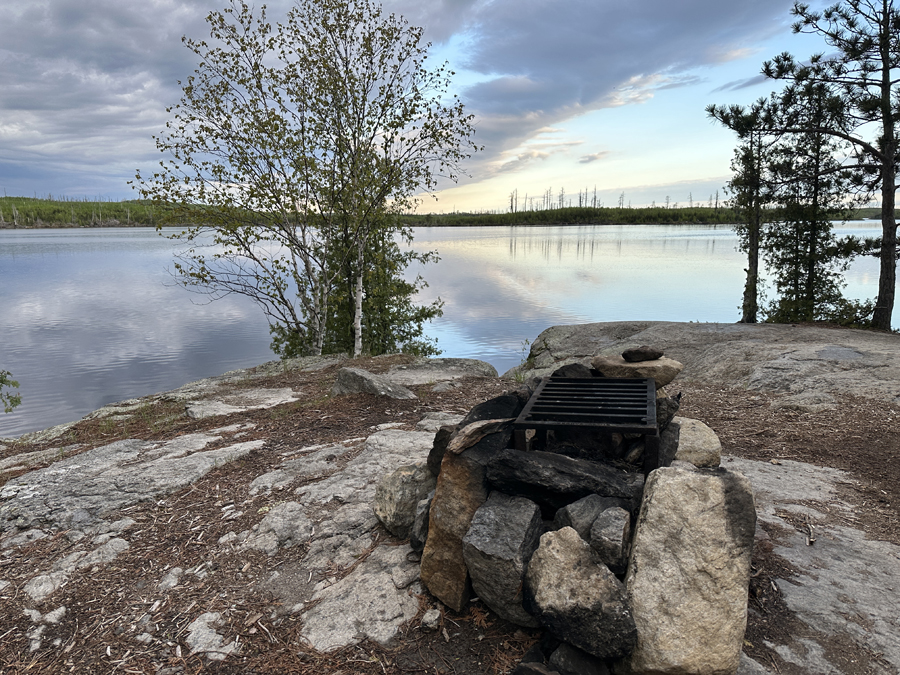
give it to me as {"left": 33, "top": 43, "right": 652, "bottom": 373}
{"left": 374, "top": 346, "right": 757, "bottom": 675}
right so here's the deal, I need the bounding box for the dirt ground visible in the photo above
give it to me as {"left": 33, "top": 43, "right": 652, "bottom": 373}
{"left": 1, "top": 356, "right": 898, "bottom": 674}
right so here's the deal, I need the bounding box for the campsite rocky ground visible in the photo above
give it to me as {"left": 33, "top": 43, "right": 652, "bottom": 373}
{"left": 1, "top": 322, "right": 899, "bottom": 675}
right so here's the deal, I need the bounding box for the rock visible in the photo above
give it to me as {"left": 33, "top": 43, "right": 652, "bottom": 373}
{"left": 432, "top": 381, "right": 457, "bottom": 392}
{"left": 672, "top": 416, "right": 721, "bottom": 468}
{"left": 409, "top": 492, "right": 433, "bottom": 553}
{"left": 548, "top": 643, "right": 610, "bottom": 675}
{"left": 517, "top": 321, "right": 900, "bottom": 404}
{"left": 525, "top": 527, "right": 637, "bottom": 660}
{"left": 512, "top": 663, "right": 561, "bottom": 675}
{"left": 300, "top": 544, "right": 420, "bottom": 651}
{"left": 462, "top": 492, "right": 542, "bottom": 627}
{"left": 427, "top": 425, "right": 457, "bottom": 476}
{"left": 42, "top": 606, "right": 66, "bottom": 624}
{"left": 552, "top": 494, "right": 619, "bottom": 539}
{"left": 655, "top": 389, "right": 680, "bottom": 430}
{"left": 186, "top": 387, "right": 300, "bottom": 420}
{"left": 658, "top": 420, "right": 681, "bottom": 467}
{"left": 550, "top": 363, "right": 594, "bottom": 378}
{"left": 622, "top": 346, "right": 664, "bottom": 362}
{"left": 293, "top": 429, "right": 433, "bottom": 506}
{"left": 624, "top": 466, "right": 755, "bottom": 675}
{"left": 185, "top": 612, "right": 238, "bottom": 661}
{"left": 416, "top": 412, "right": 465, "bottom": 433}
{"left": 158, "top": 567, "right": 184, "bottom": 592}
{"left": 386, "top": 358, "right": 498, "bottom": 385}
{"left": 249, "top": 440, "right": 359, "bottom": 495}
{"left": 373, "top": 462, "right": 437, "bottom": 539}
{"left": 737, "top": 653, "right": 773, "bottom": 674}
{"left": 590, "top": 355, "right": 683, "bottom": 389}
{"left": 24, "top": 571, "right": 68, "bottom": 603}
{"left": 770, "top": 390, "right": 837, "bottom": 413}
{"left": 420, "top": 438, "right": 503, "bottom": 612}
{"left": 421, "top": 608, "right": 441, "bottom": 630}
{"left": 486, "top": 448, "right": 645, "bottom": 515}
{"left": 446, "top": 419, "right": 514, "bottom": 455}
{"left": 460, "top": 393, "right": 524, "bottom": 427}
{"left": 241, "top": 502, "right": 312, "bottom": 555}
{"left": 0, "top": 430, "right": 263, "bottom": 533}
{"left": 331, "top": 367, "right": 417, "bottom": 400}
{"left": 589, "top": 507, "right": 631, "bottom": 575}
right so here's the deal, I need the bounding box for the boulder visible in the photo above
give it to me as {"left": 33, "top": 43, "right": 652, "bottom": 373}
{"left": 420, "top": 439, "right": 503, "bottom": 611}
{"left": 460, "top": 393, "right": 524, "bottom": 426}
{"left": 525, "top": 527, "right": 637, "bottom": 660}
{"left": 447, "top": 419, "right": 514, "bottom": 455}
{"left": 427, "top": 425, "right": 457, "bottom": 476}
{"left": 658, "top": 420, "right": 681, "bottom": 467}
{"left": 624, "top": 466, "right": 756, "bottom": 675}
{"left": 589, "top": 355, "right": 683, "bottom": 389}
{"left": 550, "top": 363, "right": 594, "bottom": 378}
{"left": 552, "top": 494, "right": 618, "bottom": 540}
{"left": 622, "top": 346, "right": 664, "bottom": 363}
{"left": 672, "top": 417, "right": 721, "bottom": 468}
{"left": 386, "top": 358, "right": 498, "bottom": 385}
{"left": 486, "top": 448, "right": 645, "bottom": 515}
{"left": 655, "top": 389, "right": 681, "bottom": 430}
{"left": 409, "top": 492, "right": 433, "bottom": 553}
{"left": 462, "top": 492, "right": 542, "bottom": 627}
{"left": 331, "top": 367, "right": 417, "bottom": 400}
{"left": 416, "top": 412, "right": 465, "bottom": 433}
{"left": 549, "top": 643, "right": 610, "bottom": 675}
{"left": 589, "top": 507, "right": 631, "bottom": 575}
{"left": 373, "top": 463, "right": 437, "bottom": 539}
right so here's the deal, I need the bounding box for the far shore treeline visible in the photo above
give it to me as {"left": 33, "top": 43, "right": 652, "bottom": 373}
{"left": 0, "top": 196, "right": 891, "bottom": 229}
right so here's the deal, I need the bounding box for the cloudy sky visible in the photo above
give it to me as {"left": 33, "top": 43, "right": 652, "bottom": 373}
{"left": 0, "top": 0, "right": 832, "bottom": 211}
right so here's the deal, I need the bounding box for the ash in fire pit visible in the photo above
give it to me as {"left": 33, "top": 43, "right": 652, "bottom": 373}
{"left": 375, "top": 346, "right": 757, "bottom": 675}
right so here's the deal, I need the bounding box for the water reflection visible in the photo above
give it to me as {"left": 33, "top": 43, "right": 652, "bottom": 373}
{"left": 0, "top": 222, "right": 892, "bottom": 437}
{"left": 0, "top": 228, "right": 274, "bottom": 437}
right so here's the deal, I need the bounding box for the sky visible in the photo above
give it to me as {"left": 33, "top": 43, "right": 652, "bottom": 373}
{"left": 0, "top": 0, "right": 836, "bottom": 213}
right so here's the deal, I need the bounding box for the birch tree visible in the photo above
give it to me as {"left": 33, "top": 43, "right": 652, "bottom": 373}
{"left": 135, "top": 0, "right": 476, "bottom": 357}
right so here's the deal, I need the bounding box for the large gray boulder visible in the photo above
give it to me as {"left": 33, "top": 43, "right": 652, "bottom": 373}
{"left": 462, "top": 492, "right": 542, "bottom": 627}
{"left": 623, "top": 465, "right": 756, "bottom": 675}
{"left": 373, "top": 462, "right": 437, "bottom": 539}
{"left": 525, "top": 527, "right": 637, "bottom": 660}
{"left": 512, "top": 321, "right": 900, "bottom": 403}
{"left": 331, "top": 367, "right": 417, "bottom": 399}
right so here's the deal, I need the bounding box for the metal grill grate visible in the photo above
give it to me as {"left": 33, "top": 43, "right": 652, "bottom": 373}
{"left": 513, "top": 376, "right": 660, "bottom": 473}
{"left": 514, "top": 377, "right": 656, "bottom": 432}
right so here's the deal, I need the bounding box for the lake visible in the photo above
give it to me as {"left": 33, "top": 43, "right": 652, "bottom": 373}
{"left": 0, "top": 222, "right": 890, "bottom": 437}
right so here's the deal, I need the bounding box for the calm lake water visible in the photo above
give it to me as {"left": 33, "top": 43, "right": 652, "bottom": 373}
{"left": 0, "top": 222, "right": 890, "bottom": 437}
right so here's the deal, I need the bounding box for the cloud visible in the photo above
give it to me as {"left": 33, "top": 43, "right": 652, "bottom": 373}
{"left": 0, "top": 0, "right": 795, "bottom": 198}
{"left": 433, "top": 0, "right": 793, "bottom": 176}
{"left": 711, "top": 74, "right": 770, "bottom": 92}
{"left": 579, "top": 152, "right": 610, "bottom": 164}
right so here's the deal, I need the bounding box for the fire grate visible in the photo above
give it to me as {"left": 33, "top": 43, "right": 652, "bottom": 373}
{"left": 513, "top": 376, "right": 660, "bottom": 473}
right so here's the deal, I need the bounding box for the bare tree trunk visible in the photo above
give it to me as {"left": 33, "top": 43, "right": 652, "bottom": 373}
{"left": 353, "top": 237, "right": 364, "bottom": 357}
